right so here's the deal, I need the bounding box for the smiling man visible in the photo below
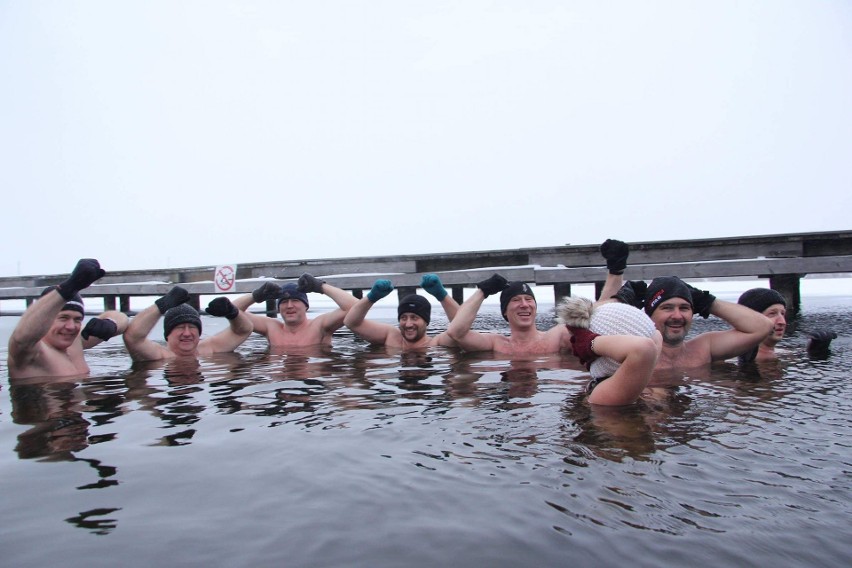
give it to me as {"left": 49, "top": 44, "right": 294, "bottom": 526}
{"left": 123, "top": 286, "right": 252, "bottom": 361}
{"left": 635, "top": 276, "right": 773, "bottom": 369}
{"left": 7, "top": 259, "right": 128, "bottom": 379}
{"left": 231, "top": 274, "right": 358, "bottom": 350}
{"left": 344, "top": 274, "right": 459, "bottom": 350}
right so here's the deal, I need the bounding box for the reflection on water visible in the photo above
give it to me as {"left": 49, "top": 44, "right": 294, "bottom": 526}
{"left": 1, "top": 302, "right": 851, "bottom": 567}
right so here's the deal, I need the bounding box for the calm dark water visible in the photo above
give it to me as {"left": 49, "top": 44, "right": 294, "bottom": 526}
{"left": 1, "top": 299, "right": 851, "bottom": 568}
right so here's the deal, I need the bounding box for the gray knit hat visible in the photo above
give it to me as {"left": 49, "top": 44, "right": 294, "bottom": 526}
{"left": 737, "top": 288, "right": 786, "bottom": 314}
{"left": 163, "top": 303, "right": 202, "bottom": 339}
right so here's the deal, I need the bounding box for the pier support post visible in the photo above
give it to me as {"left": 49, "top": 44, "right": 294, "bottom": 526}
{"left": 119, "top": 295, "right": 131, "bottom": 313}
{"left": 451, "top": 286, "right": 464, "bottom": 304}
{"left": 265, "top": 299, "right": 277, "bottom": 318}
{"left": 769, "top": 274, "right": 802, "bottom": 319}
{"left": 553, "top": 283, "right": 571, "bottom": 306}
{"left": 352, "top": 289, "right": 363, "bottom": 300}
{"left": 189, "top": 294, "right": 201, "bottom": 311}
{"left": 103, "top": 294, "right": 117, "bottom": 311}
{"left": 594, "top": 281, "right": 606, "bottom": 301}
{"left": 396, "top": 287, "right": 416, "bottom": 301}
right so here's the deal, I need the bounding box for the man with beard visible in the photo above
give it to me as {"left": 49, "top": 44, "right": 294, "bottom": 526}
{"left": 344, "top": 274, "right": 459, "bottom": 350}
{"left": 7, "top": 259, "right": 128, "bottom": 379}
{"left": 616, "top": 276, "right": 773, "bottom": 369}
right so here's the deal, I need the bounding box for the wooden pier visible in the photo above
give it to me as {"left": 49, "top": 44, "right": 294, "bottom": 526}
{"left": 1, "top": 231, "right": 850, "bottom": 318}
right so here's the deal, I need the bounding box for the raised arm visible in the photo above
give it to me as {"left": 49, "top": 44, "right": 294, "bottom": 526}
{"left": 421, "top": 274, "right": 460, "bottom": 321}
{"left": 233, "top": 282, "right": 282, "bottom": 336}
{"left": 298, "top": 273, "right": 358, "bottom": 334}
{"left": 597, "top": 239, "right": 629, "bottom": 302}
{"left": 445, "top": 274, "right": 508, "bottom": 352}
{"left": 690, "top": 289, "right": 773, "bottom": 361}
{"left": 124, "top": 286, "right": 190, "bottom": 362}
{"left": 343, "top": 280, "right": 397, "bottom": 345}
{"left": 8, "top": 259, "right": 104, "bottom": 365}
{"left": 123, "top": 304, "right": 170, "bottom": 361}
{"left": 198, "top": 297, "right": 253, "bottom": 354}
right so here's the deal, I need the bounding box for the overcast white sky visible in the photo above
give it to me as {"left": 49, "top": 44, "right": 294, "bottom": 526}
{"left": 1, "top": 1, "right": 850, "bottom": 277}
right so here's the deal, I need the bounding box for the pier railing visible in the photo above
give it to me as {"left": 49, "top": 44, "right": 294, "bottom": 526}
{"left": 1, "top": 230, "right": 850, "bottom": 317}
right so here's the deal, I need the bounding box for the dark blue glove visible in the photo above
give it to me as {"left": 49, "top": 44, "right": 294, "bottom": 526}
{"left": 686, "top": 284, "right": 716, "bottom": 319}
{"left": 477, "top": 274, "right": 508, "bottom": 297}
{"left": 421, "top": 274, "right": 448, "bottom": 301}
{"left": 600, "top": 239, "right": 629, "bottom": 275}
{"left": 155, "top": 286, "right": 190, "bottom": 314}
{"left": 81, "top": 318, "right": 118, "bottom": 341}
{"left": 252, "top": 282, "right": 282, "bottom": 303}
{"left": 367, "top": 280, "right": 393, "bottom": 302}
{"left": 206, "top": 297, "right": 239, "bottom": 320}
{"left": 57, "top": 259, "right": 105, "bottom": 300}
{"left": 612, "top": 280, "right": 647, "bottom": 309}
{"left": 298, "top": 273, "right": 325, "bottom": 294}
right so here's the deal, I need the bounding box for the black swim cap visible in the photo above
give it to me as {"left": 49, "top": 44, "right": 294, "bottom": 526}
{"left": 500, "top": 282, "right": 536, "bottom": 320}
{"left": 644, "top": 276, "right": 693, "bottom": 316}
{"left": 738, "top": 288, "right": 786, "bottom": 314}
{"left": 163, "top": 303, "right": 202, "bottom": 339}
{"left": 40, "top": 286, "right": 85, "bottom": 316}
{"left": 398, "top": 294, "right": 431, "bottom": 324}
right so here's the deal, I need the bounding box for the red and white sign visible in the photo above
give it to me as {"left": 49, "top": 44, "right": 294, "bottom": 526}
{"left": 214, "top": 264, "right": 237, "bottom": 293}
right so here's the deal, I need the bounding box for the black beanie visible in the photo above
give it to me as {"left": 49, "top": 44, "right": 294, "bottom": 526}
{"left": 738, "top": 288, "right": 786, "bottom": 313}
{"left": 40, "top": 286, "right": 85, "bottom": 316}
{"left": 163, "top": 303, "right": 202, "bottom": 339}
{"left": 398, "top": 294, "right": 431, "bottom": 324}
{"left": 644, "top": 276, "right": 693, "bottom": 315}
{"left": 500, "top": 282, "right": 536, "bottom": 320}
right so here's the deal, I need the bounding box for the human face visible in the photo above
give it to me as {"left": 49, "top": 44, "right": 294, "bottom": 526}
{"left": 398, "top": 313, "right": 428, "bottom": 343}
{"left": 505, "top": 294, "right": 537, "bottom": 328}
{"left": 762, "top": 303, "right": 787, "bottom": 345}
{"left": 650, "top": 298, "right": 693, "bottom": 346}
{"left": 44, "top": 310, "right": 84, "bottom": 350}
{"left": 166, "top": 323, "right": 201, "bottom": 356}
{"left": 278, "top": 299, "right": 308, "bottom": 325}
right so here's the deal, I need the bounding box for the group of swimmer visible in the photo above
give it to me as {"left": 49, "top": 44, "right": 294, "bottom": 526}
{"left": 6, "top": 240, "right": 836, "bottom": 406}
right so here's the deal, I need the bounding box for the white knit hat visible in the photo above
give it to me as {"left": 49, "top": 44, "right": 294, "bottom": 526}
{"left": 557, "top": 298, "right": 656, "bottom": 379}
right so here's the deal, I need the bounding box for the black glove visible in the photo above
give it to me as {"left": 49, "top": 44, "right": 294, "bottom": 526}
{"left": 252, "top": 282, "right": 282, "bottom": 303}
{"left": 80, "top": 318, "right": 118, "bottom": 341}
{"left": 612, "top": 280, "right": 647, "bottom": 309}
{"left": 808, "top": 329, "right": 837, "bottom": 351}
{"left": 568, "top": 326, "right": 600, "bottom": 370}
{"left": 155, "top": 286, "right": 190, "bottom": 314}
{"left": 600, "top": 239, "right": 629, "bottom": 275}
{"left": 477, "top": 274, "right": 508, "bottom": 297}
{"left": 206, "top": 297, "right": 239, "bottom": 320}
{"left": 686, "top": 284, "right": 716, "bottom": 319}
{"left": 57, "top": 259, "right": 105, "bottom": 300}
{"left": 298, "top": 273, "right": 325, "bottom": 294}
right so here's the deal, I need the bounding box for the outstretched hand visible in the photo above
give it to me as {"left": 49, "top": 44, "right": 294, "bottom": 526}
{"left": 477, "top": 274, "right": 508, "bottom": 297}
{"left": 57, "top": 258, "right": 105, "bottom": 300}
{"left": 367, "top": 280, "right": 394, "bottom": 302}
{"left": 206, "top": 297, "right": 239, "bottom": 320}
{"left": 421, "top": 274, "right": 448, "bottom": 301}
{"left": 600, "top": 239, "right": 629, "bottom": 275}
{"left": 808, "top": 329, "right": 837, "bottom": 352}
